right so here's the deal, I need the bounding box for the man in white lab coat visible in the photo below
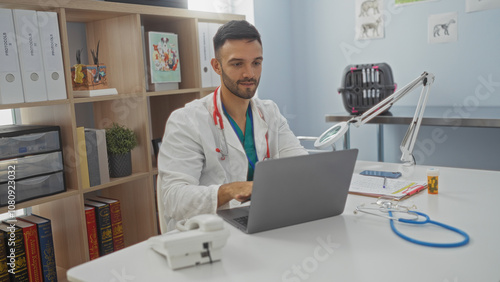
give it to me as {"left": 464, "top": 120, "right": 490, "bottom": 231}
{"left": 157, "top": 20, "right": 307, "bottom": 232}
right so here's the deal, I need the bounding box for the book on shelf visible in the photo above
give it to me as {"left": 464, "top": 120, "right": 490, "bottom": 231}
{"left": 0, "top": 223, "right": 9, "bottom": 282}
{"left": 18, "top": 214, "right": 58, "bottom": 282}
{"left": 84, "top": 206, "right": 100, "bottom": 260}
{"left": 73, "top": 88, "right": 118, "bottom": 98}
{"left": 0, "top": 8, "right": 24, "bottom": 105}
{"left": 85, "top": 128, "right": 110, "bottom": 185}
{"left": 151, "top": 138, "right": 162, "bottom": 163}
{"left": 84, "top": 200, "right": 114, "bottom": 256}
{"left": 86, "top": 196, "right": 125, "bottom": 251}
{"left": 14, "top": 220, "right": 43, "bottom": 282}
{"left": 76, "top": 127, "right": 90, "bottom": 189}
{"left": 0, "top": 222, "right": 29, "bottom": 281}
{"left": 84, "top": 129, "right": 101, "bottom": 187}
{"left": 145, "top": 31, "right": 181, "bottom": 91}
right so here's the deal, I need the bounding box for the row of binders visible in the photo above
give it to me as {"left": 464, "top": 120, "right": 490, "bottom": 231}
{"left": 0, "top": 9, "right": 66, "bottom": 105}
{"left": 198, "top": 22, "right": 222, "bottom": 88}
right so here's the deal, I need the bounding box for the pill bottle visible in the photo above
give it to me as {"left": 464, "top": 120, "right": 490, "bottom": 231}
{"left": 427, "top": 168, "right": 439, "bottom": 194}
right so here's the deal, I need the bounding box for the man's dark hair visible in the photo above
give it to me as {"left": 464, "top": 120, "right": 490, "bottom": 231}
{"left": 213, "top": 20, "right": 262, "bottom": 59}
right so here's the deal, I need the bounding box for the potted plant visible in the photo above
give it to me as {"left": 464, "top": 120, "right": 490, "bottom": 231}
{"left": 106, "top": 123, "right": 138, "bottom": 177}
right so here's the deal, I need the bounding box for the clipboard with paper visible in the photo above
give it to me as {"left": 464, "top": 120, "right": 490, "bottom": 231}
{"left": 349, "top": 174, "right": 427, "bottom": 199}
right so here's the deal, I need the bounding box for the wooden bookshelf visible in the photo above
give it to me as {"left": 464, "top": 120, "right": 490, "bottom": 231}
{"left": 0, "top": 0, "right": 243, "bottom": 277}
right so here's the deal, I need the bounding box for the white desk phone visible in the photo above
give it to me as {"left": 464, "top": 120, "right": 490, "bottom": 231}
{"left": 148, "top": 214, "right": 230, "bottom": 270}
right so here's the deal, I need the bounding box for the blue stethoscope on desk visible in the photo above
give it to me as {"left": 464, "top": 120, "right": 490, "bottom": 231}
{"left": 212, "top": 87, "right": 270, "bottom": 162}
{"left": 354, "top": 198, "right": 470, "bottom": 248}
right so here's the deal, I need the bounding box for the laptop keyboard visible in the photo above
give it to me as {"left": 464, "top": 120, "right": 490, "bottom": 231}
{"left": 234, "top": 215, "right": 249, "bottom": 227}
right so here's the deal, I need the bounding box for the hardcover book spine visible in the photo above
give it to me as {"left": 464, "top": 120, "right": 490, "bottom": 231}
{"left": 94, "top": 129, "right": 110, "bottom": 184}
{"left": 0, "top": 229, "right": 9, "bottom": 282}
{"left": 84, "top": 207, "right": 99, "bottom": 260}
{"left": 109, "top": 201, "right": 125, "bottom": 251}
{"left": 95, "top": 205, "right": 114, "bottom": 256}
{"left": 76, "top": 127, "right": 90, "bottom": 189}
{"left": 21, "top": 224, "right": 43, "bottom": 282}
{"left": 84, "top": 129, "right": 101, "bottom": 187}
{"left": 10, "top": 226, "right": 29, "bottom": 281}
{"left": 35, "top": 220, "right": 57, "bottom": 282}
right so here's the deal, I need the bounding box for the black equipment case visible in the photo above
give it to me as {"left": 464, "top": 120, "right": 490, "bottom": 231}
{"left": 338, "top": 62, "right": 396, "bottom": 114}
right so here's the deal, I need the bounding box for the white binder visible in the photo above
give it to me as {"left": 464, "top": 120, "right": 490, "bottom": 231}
{"left": 37, "top": 11, "right": 67, "bottom": 100}
{"left": 0, "top": 9, "right": 24, "bottom": 104}
{"left": 13, "top": 9, "right": 48, "bottom": 102}
{"left": 208, "top": 23, "right": 222, "bottom": 87}
{"left": 198, "top": 22, "right": 212, "bottom": 88}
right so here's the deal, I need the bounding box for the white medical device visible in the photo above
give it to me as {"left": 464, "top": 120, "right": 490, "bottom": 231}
{"left": 148, "top": 214, "right": 230, "bottom": 270}
{"left": 315, "top": 72, "right": 434, "bottom": 165}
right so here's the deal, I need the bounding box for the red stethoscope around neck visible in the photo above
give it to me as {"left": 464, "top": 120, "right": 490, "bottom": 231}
{"left": 212, "top": 87, "right": 270, "bottom": 160}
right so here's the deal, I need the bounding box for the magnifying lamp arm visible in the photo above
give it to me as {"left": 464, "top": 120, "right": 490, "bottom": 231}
{"left": 400, "top": 73, "right": 434, "bottom": 165}
{"left": 349, "top": 72, "right": 432, "bottom": 127}
{"left": 315, "top": 71, "right": 434, "bottom": 156}
{"left": 348, "top": 72, "right": 434, "bottom": 165}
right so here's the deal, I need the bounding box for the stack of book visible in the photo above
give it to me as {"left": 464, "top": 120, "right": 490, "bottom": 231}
{"left": 84, "top": 196, "right": 124, "bottom": 260}
{"left": 76, "top": 127, "right": 110, "bottom": 188}
{"left": 0, "top": 214, "right": 58, "bottom": 281}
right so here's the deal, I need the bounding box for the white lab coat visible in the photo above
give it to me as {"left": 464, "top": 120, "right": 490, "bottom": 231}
{"left": 157, "top": 88, "right": 308, "bottom": 232}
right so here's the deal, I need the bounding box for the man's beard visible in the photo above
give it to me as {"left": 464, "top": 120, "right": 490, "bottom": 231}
{"left": 221, "top": 68, "right": 260, "bottom": 99}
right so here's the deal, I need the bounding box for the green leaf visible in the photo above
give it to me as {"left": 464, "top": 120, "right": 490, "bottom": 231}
{"left": 105, "top": 123, "right": 138, "bottom": 155}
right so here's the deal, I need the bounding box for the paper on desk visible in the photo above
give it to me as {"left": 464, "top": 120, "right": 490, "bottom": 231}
{"left": 349, "top": 174, "right": 427, "bottom": 199}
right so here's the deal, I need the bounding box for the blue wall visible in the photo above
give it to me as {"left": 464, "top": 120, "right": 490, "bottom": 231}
{"left": 254, "top": 0, "right": 500, "bottom": 170}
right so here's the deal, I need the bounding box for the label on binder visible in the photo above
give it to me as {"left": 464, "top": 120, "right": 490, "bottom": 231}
{"left": 38, "top": 11, "right": 67, "bottom": 100}
{"left": 0, "top": 8, "right": 24, "bottom": 104}
{"left": 13, "top": 9, "right": 48, "bottom": 102}
{"left": 198, "top": 22, "right": 212, "bottom": 88}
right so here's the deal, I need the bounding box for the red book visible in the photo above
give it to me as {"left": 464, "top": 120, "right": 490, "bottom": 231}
{"left": 87, "top": 197, "right": 125, "bottom": 251}
{"left": 15, "top": 220, "right": 43, "bottom": 282}
{"left": 84, "top": 206, "right": 100, "bottom": 260}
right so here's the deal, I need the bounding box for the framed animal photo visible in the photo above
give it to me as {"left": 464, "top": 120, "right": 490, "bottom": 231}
{"left": 355, "top": 0, "right": 385, "bottom": 40}
{"left": 428, "top": 12, "right": 458, "bottom": 44}
{"left": 148, "top": 31, "right": 181, "bottom": 83}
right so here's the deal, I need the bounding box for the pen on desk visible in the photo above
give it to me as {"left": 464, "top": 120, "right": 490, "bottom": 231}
{"left": 405, "top": 185, "right": 426, "bottom": 196}
{"left": 383, "top": 177, "right": 387, "bottom": 189}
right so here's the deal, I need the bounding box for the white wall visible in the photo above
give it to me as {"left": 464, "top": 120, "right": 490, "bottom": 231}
{"left": 254, "top": 0, "right": 500, "bottom": 170}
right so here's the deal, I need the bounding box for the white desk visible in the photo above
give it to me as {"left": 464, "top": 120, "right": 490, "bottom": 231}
{"left": 326, "top": 106, "right": 500, "bottom": 162}
{"left": 67, "top": 161, "right": 500, "bottom": 282}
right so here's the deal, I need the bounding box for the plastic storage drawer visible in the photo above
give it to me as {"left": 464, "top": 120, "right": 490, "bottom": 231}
{"left": 0, "top": 171, "right": 65, "bottom": 206}
{"left": 0, "top": 130, "right": 61, "bottom": 159}
{"left": 0, "top": 151, "right": 63, "bottom": 182}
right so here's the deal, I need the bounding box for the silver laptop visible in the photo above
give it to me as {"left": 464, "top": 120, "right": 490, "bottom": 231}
{"left": 217, "top": 149, "right": 358, "bottom": 234}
